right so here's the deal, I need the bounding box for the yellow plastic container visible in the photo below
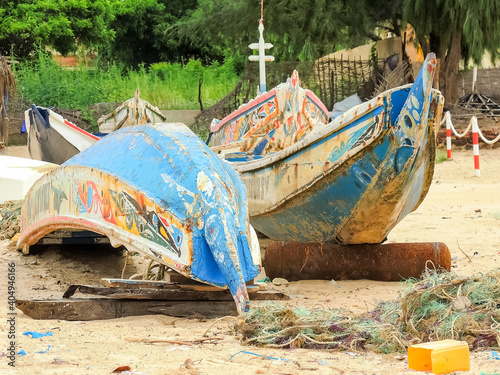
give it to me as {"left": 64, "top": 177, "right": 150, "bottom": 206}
{"left": 408, "top": 340, "right": 470, "bottom": 374}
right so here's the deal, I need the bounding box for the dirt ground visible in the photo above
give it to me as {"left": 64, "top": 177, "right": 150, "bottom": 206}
{"left": 1, "top": 145, "right": 500, "bottom": 374}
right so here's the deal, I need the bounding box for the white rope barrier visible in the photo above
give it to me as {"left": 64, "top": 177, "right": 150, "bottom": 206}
{"left": 477, "top": 125, "right": 500, "bottom": 145}
{"left": 444, "top": 111, "right": 500, "bottom": 176}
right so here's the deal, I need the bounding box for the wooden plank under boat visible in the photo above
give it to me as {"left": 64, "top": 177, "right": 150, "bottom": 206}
{"left": 17, "top": 123, "right": 261, "bottom": 313}
{"left": 210, "top": 53, "right": 444, "bottom": 244}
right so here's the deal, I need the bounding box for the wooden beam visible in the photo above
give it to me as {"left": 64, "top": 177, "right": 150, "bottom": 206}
{"left": 64, "top": 285, "right": 287, "bottom": 301}
{"left": 16, "top": 298, "right": 237, "bottom": 320}
{"left": 101, "top": 278, "right": 261, "bottom": 292}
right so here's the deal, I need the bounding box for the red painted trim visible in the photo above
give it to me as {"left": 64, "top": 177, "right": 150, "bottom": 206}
{"left": 63, "top": 119, "right": 100, "bottom": 141}
{"left": 211, "top": 89, "right": 277, "bottom": 132}
{"left": 447, "top": 149, "right": 451, "bottom": 158}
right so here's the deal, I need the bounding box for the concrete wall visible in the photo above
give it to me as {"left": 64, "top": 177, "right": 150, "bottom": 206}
{"left": 319, "top": 37, "right": 406, "bottom": 62}
{"left": 160, "top": 110, "right": 201, "bottom": 126}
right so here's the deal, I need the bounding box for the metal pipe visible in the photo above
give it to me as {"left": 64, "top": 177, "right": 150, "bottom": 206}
{"left": 264, "top": 241, "right": 451, "bottom": 281}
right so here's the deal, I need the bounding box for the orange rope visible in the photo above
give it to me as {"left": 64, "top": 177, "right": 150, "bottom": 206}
{"left": 261, "top": 0, "right": 264, "bottom": 22}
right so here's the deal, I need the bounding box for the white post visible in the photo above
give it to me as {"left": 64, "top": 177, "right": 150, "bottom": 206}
{"left": 446, "top": 111, "right": 452, "bottom": 159}
{"left": 472, "top": 116, "right": 480, "bottom": 177}
{"left": 248, "top": 20, "right": 274, "bottom": 95}
{"left": 258, "top": 20, "right": 266, "bottom": 93}
{"left": 472, "top": 66, "right": 478, "bottom": 93}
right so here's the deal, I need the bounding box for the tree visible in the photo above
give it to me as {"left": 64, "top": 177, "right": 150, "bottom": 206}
{"left": 178, "top": 0, "right": 371, "bottom": 62}
{"left": 0, "top": 0, "right": 114, "bottom": 59}
{"left": 403, "top": 0, "right": 500, "bottom": 104}
{"left": 106, "top": 0, "right": 222, "bottom": 67}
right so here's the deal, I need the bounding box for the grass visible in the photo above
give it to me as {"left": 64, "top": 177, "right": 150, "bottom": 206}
{"left": 14, "top": 53, "right": 240, "bottom": 113}
{"left": 435, "top": 149, "right": 450, "bottom": 163}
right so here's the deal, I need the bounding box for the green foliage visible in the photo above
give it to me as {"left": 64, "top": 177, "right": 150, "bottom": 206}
{"left": 178, "top": 0, "right": 401, "bottom": 62}
{"left": 15, "top": 52, "right": 240, "bottom": 112}
{"left": 0, "top": 0, "right": 114, "bottom": 58}
{"left": 402, "top": 0, "right": 500, "bottom": 65}
{"left": 105, "top": 0, "right": 222, "bottom": 67}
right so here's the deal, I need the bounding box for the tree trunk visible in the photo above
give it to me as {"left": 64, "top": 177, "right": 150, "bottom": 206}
{"left": 438, "top": 30, "right": 462, "bottom": 107}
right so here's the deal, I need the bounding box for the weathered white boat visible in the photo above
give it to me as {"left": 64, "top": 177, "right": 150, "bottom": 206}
{"left": 210, "top": 53, "right": 444, "bottom": 244}
{"left": 17, "top": 123, "right": 261, "bottom": 313}
{"left": 97, "top": 89, "right": 165, "bottom": 134}
{"left": 25, "top": 105, "right": 99, "bottom": 165}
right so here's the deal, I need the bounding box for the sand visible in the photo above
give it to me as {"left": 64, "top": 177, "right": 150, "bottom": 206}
{"left": 1, "top": 146, "right": 499, "bottom": 374}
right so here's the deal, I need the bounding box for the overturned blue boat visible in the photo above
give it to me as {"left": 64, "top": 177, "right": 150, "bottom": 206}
{"left": 18, "top": 123, "right": 261, "bottom": 313}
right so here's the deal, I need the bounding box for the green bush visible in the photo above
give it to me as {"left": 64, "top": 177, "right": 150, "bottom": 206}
{"left": 15, "top": 53, "right": 240, "bottom": 112}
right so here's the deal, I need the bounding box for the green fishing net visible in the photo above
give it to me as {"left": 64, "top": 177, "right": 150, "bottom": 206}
{"left": 236, "top": 268, "right": 500, "bottom": 353}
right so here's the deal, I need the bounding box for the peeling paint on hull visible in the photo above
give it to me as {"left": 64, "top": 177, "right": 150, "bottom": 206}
{"left": 17, "top": 123, "right": 261, "bottom": 313}
{"left": 213, "top": 54, "right": 444, "bottom": 244}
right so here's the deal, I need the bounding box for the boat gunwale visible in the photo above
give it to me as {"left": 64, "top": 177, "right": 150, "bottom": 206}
{"left": 231, "top": 84, "right": 413, "bottom": 173}
{"left": 17, "top": 164, "right": 195, "bottom": 267}
{"left": 238, "top": 86, "right": 440, "bottom": 218}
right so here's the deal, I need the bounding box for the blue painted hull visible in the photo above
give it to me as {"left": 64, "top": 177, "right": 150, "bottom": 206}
{"left": 215, "top": 54, "right": 444, "bottom": 244}
{"left": 18, "top": 123, "right": 261, "bottom": 313}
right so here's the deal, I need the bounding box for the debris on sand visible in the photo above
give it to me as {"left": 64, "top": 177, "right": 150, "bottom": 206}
{"left": 0, "top": 199, "right": 22, "bottom": 240}
{"left": 236, "top": 268, "right": 500, "bottom": 353}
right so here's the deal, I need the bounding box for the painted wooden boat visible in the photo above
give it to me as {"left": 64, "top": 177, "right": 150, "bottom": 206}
{"left": 210, "top": 53, "right": 444, "bottom": 244}
{"left": 17, "top": 123, "right": 261, "bottom": 313}
{"left": 97, "top": 89, "right": 165, "bottom": 134}
{"left": 25, "top": 105, "right": 99, "bottom": 165}
{"left": 26, "top": 91, "right": 164, "bottom": 165}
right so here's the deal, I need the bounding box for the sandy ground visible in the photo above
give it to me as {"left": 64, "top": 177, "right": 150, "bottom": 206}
{"left": 1, "top": 145, "right": 500, "bottom": 374}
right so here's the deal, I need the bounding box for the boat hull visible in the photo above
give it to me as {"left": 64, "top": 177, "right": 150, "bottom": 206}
{"left": 26, "top": 105, "right": 99, "bottom": 165}
{"left": 213, "top": 54, "right": 443, "bottom": 244}
{"left": 18, "top": 123, "right": 261, "bottom": 312}
{"left": 243, "top": 114, "right": 436, "bottom": 243}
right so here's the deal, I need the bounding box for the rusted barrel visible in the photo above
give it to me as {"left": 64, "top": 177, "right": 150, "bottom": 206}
{"left": 264, "top": 241, "right": 451, "bottom": 281}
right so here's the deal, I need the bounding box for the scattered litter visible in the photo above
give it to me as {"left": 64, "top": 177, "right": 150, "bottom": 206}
{"left": 408, "top": 340, "right": 470, "bottom": 373}
{"left": 271, "top": 278, "right": 289, "bottom": 286}
{"left": 182, "top": 358, "right": 201, "bottom": 370}
{"left": 257, "top": 277, "right": 271, "bottom": 283}
{"left": 125, "top": 336, "right": 222, "bottom": 345}
{"left": 52, "top": 358, "right": 69, "bottom": 365}
{"left": 229, "top": 350, "right": 290, "bottom": 362}
{"left": 167, "top": 346, "right": 190, "bottom": 351}
{"left": 489, "top": 350, "right": 500, "bottom": 360}
{"left": 111, "top": 365, "right": 131, "bottom": 373}
{"left": 17, "top": 350, "right": 26, "bottom": 356}
{"left": 36, "top": 345, "right": 51, "bottom": 354}
{"left": 23, "top": 331, "right": 53, "bottom": 339}
{"left": 318, "top": 360, "right": 330, "bottom": 365}
{"left": 345, "top": 352, "right": 359, "bottom": 357}
{"left": 329, "top": 279, "right": 337, "bottom": 286}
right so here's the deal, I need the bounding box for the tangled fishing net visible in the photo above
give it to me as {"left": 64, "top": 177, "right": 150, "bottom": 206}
{"left": 0, "top": 200, "right": 22, "bottom": 240}
{"left": 236, "top": 268, "right": 500, "bottom": 353}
